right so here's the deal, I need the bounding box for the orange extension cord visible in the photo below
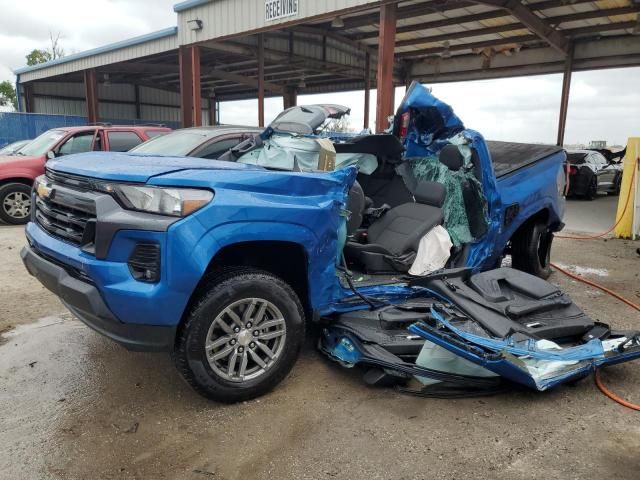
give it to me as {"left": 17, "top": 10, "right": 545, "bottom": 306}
{"left": 550, "top": 260, "right": 640, "bottom": 410}
{"left": 594, "top": 370, "right": 640, "bottom": 412}
{"left": 550, "top": 262, "right": 640, "bottom": 312}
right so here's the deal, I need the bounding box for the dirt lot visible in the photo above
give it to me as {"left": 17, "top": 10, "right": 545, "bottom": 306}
{"left": 1, "top": 222, "right": 639, "bottom": 480}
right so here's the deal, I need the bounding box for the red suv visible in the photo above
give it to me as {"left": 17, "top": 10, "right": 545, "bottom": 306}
{"left": 0, "top": 125, "right": 170, "bottom": 224}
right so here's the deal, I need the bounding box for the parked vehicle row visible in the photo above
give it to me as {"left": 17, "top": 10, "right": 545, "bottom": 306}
{"left": 21, "top": 83, "right": 569, "bottom": 402}
{"left": 566, "top": 149, "right": 623, "bottom": 200}
{"left": 0, "top": 125, "right": 170, "bottom": 224}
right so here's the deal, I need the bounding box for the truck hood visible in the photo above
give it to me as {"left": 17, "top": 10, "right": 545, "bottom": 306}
{"left": 47, "top": 151, "right": 264, "bottom": 182}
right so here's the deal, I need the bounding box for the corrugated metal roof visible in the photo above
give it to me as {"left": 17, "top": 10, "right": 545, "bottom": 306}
{"left": 15, "top": 28, "right": 178, "bottom": 76}
{"left": 13, "top": 0, "right": 640, "bottom": 103}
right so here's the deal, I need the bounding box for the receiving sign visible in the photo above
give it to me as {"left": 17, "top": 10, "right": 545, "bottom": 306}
{"left": 265, "top": 0, "right": 299, "bottom": 21}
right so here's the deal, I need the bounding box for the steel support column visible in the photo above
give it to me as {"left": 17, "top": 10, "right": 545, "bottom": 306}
{"left": 23, "top": 83, "right": 34, "bottom": 113}
{"left": 208, "top": 96, "right": 217, "bottom": 126}
{"left": 192, "top": 46, "right": 202, "bottom": 127}
{"left": 364, "top": 52, "right": 371, "bottom": 129}
{"left": 556, "top": 42, "right": 574, "bottom": 146}
{"left": 283, "top": 87, "right": 297, "bottom": 109}
{"left": 179, "top": 46, "right": 194, "bottom": 127}
{"left": 258, "top": 34, "right": 265, "bottom": 127}
{"left": 83, "top": 69, "right": 99, "bottom": 124}
{"left": 375, "top": 3, "right": 397, "bottom": 133}
{"left": 134, "top": 84, "right": 141, "bottom": 119}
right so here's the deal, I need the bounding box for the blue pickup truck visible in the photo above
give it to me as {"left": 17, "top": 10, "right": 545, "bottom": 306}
{"left": 22, "top": 83, "right": 569, "bottom": 402}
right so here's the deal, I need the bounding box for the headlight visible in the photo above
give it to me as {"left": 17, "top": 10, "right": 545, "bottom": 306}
{"left": 104, "top": 184, "right": 213, "bottom": 217}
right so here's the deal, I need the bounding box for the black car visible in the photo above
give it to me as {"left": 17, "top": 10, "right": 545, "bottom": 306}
{"left": 566, "top": 150, "right": 623, "bottom": 200}
{"left": 129, "top": 125, "right": 262, "bottom": 159}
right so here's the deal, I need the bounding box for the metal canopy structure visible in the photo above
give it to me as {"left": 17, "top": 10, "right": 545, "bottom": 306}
{"left": 14, "top": 0, "right": 640, "bottom": 142}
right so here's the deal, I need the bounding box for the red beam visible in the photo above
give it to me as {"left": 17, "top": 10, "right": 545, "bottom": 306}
{"left": 192, "top": 46, "right": 202, "bottom": 127}
{"left": 375, "top": 3, "right": 397, "bottom": 133}
{"left": 258, "top": 35, "right": 265, "bottom": 127}
{"left": 364, "top": 52, "right": 371, "bottom": 129}
{"left": 557, "top": 43, "right": 574, "bottom": 146}
{"left": 83, "top": 69, "right": 99, "bottom": 124}
{"left": 179, "top": 46, "right": 194, "bottom": 127}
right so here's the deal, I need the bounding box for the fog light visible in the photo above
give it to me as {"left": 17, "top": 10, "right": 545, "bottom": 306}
{"left": 128, "top": 243, "right": 161, "bottom": 283}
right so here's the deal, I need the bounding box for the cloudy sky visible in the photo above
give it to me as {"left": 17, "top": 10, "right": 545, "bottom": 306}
{"left": 1, "top": 0, "right": 638, "bottom": 146}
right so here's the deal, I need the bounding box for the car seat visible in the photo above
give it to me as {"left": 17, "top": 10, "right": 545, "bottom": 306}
{"left": 344, "top": 180, "right": 446, "bottom": 273}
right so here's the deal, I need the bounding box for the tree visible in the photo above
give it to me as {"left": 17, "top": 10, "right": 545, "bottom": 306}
{"left": 49, "top": 31, "right": 65, "bottom": 60}
{"left": 25, "top": 49, "right": 52, "bottom": 66}
{"left": 25, "top": 32, "right": 65, "bottom": 66}
{"left": 0, "top": 81, "right": 17, "bottom": 110}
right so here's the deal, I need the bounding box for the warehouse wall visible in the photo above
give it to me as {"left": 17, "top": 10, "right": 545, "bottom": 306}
{"left": 177, "top": 0, "right": 380, "bottom": 45}
{"left": 29, "top": 82, "right": 209, "bottom": 126}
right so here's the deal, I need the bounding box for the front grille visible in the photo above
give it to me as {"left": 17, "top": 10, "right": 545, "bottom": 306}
{"left": 35, "top": 173, "right": 97, "bottom": 248}
{"left": 45, "top": 168, "right": 94, "bottom": 191}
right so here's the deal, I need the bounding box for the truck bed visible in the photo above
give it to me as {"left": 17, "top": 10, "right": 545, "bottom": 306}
{"left": 487, "top": 141, "right": 564, "bottom": 178}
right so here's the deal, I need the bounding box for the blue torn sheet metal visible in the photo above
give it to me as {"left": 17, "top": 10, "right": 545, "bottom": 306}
{"left": 409, "top": 308, "right": 640, "bottom": 391}
{"left": 320, "top": 268, "right": 640, "bottom": 392}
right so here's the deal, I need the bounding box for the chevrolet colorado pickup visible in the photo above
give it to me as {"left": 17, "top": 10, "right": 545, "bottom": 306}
{"left": 22, "top": 83, "right": 568, "bottom": 402}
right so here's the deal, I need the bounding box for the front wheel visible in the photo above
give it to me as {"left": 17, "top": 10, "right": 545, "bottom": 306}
{"left": 511, "top": 222, "right": 553, "bottom": 279}
{"left": 173, "top": 268, "right": 305, "bottom": 403}
{"left": 0, "top": 183, "right": 32, "bottom": 225}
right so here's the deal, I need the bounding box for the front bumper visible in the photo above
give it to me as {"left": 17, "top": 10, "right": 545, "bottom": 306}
{"left": 21, "top": 243, "right": 176, "bottom": 352}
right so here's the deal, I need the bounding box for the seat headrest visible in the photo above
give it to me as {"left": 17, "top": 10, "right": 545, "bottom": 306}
{"left": 413, "top": 181, "right": 445, "bottom": 208}
{"left": 439, "top": 144, "right": 464, "bottom": 171}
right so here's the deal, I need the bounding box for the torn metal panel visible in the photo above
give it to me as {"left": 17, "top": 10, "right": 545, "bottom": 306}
{"left": 321, "top": 268, "right": 640, "bottom": 392}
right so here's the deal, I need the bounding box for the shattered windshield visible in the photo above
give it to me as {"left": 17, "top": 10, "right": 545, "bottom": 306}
{"left": 17, "top": 130, "right": 65, "bottom": 156}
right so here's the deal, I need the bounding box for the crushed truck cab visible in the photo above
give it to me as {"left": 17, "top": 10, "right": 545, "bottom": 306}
{"left": 23, "top": 84, "right": 573, "bottom": 402}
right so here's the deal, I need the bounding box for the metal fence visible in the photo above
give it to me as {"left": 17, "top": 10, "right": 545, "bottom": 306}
{"left": 0, "top": 112, "right": 180, "bottom": 147}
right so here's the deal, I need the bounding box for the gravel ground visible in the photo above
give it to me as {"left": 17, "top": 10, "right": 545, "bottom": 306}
{"left": 1, "top": 223, "right": 639, "bottom": 480}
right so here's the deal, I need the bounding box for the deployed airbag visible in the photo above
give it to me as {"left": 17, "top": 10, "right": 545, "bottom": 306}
{"left": 408, "top": 225, "right": 452, "bottom": 276}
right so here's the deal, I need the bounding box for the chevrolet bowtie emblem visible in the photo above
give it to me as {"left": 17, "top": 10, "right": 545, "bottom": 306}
{"left": 37, "top": 183, "right": 54, "bottom": 200}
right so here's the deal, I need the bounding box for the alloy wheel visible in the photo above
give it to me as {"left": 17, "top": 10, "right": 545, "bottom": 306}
{"left": 2, "top": 191, "right": 31, "bottom": 219}
{"left": 205, "top": 298, "right": 287, "bottom": 382}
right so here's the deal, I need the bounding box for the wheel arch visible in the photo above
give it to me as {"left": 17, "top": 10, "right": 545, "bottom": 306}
{"left": 511, "top": 208, "right": 551, "bottom": 240}
{"left": 175, "top": 240, "right": 311, "bottom": 347}
{"left": 0, "top": 177, "right": 35, "bottom": 188}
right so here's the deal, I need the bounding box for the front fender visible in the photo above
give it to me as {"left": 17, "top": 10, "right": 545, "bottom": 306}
{"left": 166, "top": 219, "right": 340, "bottom": 312}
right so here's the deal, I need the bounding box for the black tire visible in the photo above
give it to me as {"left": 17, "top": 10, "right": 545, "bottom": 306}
{"left": 0, "top": 183, "right": 32, "bottom": 225}
{"left": 608, "top": 175, "right": 622, "bottom": 196}
{"left": 585, "top": 175, "right": 598, "bottom": 201}
{"left": 173, "top": 268, "right": 305, "bottom": 403}
{"left": 511, "top": 222, "right": 553, "bottom": 279}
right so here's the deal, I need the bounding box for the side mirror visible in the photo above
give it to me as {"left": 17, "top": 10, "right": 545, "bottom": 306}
{"left": 46, "top": 151, "right": 55, "bottom": 160}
